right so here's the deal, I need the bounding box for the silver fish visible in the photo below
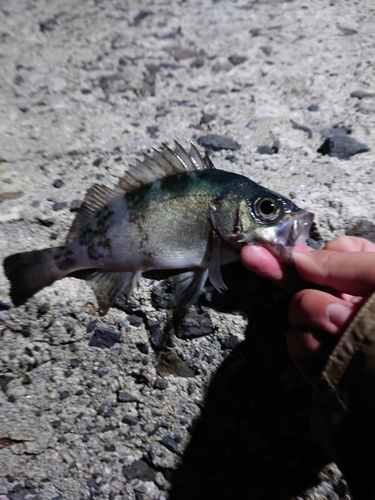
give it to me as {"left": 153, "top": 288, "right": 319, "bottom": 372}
{"left": 3, "top": 141, "right": 313, "bottom": 315}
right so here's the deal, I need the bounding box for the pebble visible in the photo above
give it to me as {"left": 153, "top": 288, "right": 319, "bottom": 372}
{"left": 228, "top": 55, "right": 247, "bottom": 65}
{"left": 200, "top": 113, "right": 216, "bottom": 125}
{"left": 350, "top": 89, "right": 375, "bottom": 99}
{"left": 174, "top": 309, "right": 212, "bottom": 339}
{"left": 52, "top": 201, "right": 67, "bottom": 211}
{"left": 318, "top": 133, "right": 369, "bottom": 159}
{"left": 307, "top": 104, "right": 319, "bottom": 111}
{"left": 52, "top": 179, "right": 64, "bottom": 188}
{"left": 122, "top": 459, "right": 156, "bottom": 481}
{"left": 197, "top": 134, "right": 241, "bottom": 151}
{"left": 161, "top": 435, "right": 179, "bottom": 455}
{"left": 122, "top": 414, "right": 139, "bottom": 426}
{"left": 117, "top": 391, "right": 139, "bottom": 403}
{"left": 89, "top": 328, "right": 121, "bottom": 349}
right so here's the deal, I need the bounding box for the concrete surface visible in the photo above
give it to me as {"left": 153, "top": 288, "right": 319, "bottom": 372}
{"left": 0, "top": 0, "right": 374, "bottom": 498}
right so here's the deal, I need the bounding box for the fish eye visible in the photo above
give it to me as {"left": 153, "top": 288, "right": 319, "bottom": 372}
{"left": 254, "top": 196, "right": 281, "bottom": 222}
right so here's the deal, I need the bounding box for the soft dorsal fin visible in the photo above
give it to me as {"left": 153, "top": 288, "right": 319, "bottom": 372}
{"left": 115, "top": 141, "right": 212, "bottom": 193}
{"left": 66, "top": 184, "right": 115, "bottom": 244}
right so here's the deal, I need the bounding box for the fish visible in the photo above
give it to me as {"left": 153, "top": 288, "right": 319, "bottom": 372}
{"left": 3, "top": 141, "right": 314, "bottom": 315}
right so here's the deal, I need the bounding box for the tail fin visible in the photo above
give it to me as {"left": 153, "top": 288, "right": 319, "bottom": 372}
{"left": 3, "top": 247, "right": 68, "bottom": 306}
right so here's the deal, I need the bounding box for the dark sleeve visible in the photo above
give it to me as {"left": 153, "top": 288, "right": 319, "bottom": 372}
{"left": 310, "top": 292, "right": 375, "bottom": 500}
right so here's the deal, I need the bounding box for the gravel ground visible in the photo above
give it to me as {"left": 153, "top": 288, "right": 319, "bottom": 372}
{"left": 0, "top": 0, "right": 374, "bottom": 499}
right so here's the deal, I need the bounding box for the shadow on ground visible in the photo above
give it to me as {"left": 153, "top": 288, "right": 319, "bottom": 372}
{"left": 169, "top": 265, "right": 330, "bottom": 500}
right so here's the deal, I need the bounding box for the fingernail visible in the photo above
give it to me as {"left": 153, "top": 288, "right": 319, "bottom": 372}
{"left": 326, "top": 303, "right": 353, "bottom": 329}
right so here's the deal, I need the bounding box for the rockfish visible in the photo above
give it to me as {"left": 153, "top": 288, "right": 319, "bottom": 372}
{"left": 3, "top": 142, "right": 313, "bottom": 315}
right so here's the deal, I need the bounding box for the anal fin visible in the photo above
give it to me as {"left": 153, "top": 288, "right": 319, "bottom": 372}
{"left": 85, "top": 270, "right": 139, "bottom": 315}
{"left": 172, "top": 269, "right": 208, "bottom": 316}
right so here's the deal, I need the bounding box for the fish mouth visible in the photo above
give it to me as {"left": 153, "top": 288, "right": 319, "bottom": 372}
{"left": 263, "top": 210, "right": 314, "bottom": 264}
{"left": 284, "top": 210, "right": 314, "bottom": 247}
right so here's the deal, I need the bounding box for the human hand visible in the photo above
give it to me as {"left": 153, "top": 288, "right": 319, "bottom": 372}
{"left": 241, "top": 236, "right": 375, "bottom": 387}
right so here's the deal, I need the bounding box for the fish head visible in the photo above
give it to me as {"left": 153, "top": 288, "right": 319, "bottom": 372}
{"left": 209, "top": 183, "right": 314, "bottom": 264}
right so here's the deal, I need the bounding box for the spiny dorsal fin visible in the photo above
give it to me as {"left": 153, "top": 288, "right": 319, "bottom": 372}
{"left": 66, "top": 184, "right": 115, "bottom": 244}
{"left": 115, "top": 141, "right": 212, "bottom": 193}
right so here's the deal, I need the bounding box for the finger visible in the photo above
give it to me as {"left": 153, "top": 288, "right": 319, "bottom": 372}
{"left": 293, "top": 249, "right": 375, "bottom": 296}
{"left": 241, "top": 244, "right": 285, "bottom": 281}
{"left": 324, "top": 235, "right": 375, "bottom": 253}
{"left": 241, "top": 243, "right": 311, "bottom": 291}
{"left": 289, "top": 289, "right": 359, "bottom": 334}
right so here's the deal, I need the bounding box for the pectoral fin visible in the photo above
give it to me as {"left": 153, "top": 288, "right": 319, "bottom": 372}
{"left": 85, "top": 270, "right": 139, "bottom": 315}
{"left": 207, "top": 232, "right": 227, "bottom": 292}
{"left": 172, "top": 269, "right": 208, "bottom": 316}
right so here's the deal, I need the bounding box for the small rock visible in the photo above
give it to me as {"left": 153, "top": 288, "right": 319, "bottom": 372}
{"left": 154, "top": 378, "right": 168, "bottom": 390}
{"left": 145, "top": 63, "right": 160, "bottom": 75}
{"left": 93, "top": 157, "right": 103, "bottom": 167}
{"left": 318, "top": 131, "right": 369, "bottom": 160}
{"left": 260, "top": 46, "right": 272, "bottom": 56}
{"left": 104, "top": 408, "right": 114, "bottom": 418}
{"left": 52, "top": 179, "right": 64, "bottom": 188}
{"left": 257, "top": 145, "right": 272, "bottom": 155}
{"left": 190, "top": 58, "right": 204, "bottom": 68}
{"left": 150, "top": 327, "right": 166, "bottom": 349}
{"left": 128, "top": 315, "right": 144, "bottom": 327}
{"left": 39, "top": 17, "right": 57, "bottom": 32}
{"left": 70, "top": 358, "right": 80, "bottom": 368}
{"left": 161, "top": 435, "right": 179, "bottom": 454}
{"left": 249, "top": 28, "right": 261, "bottom": 36}
{"left": 117, "top": 391, "right": 139, "bottom": 403}
{"left": 136, "top": 342, "right": 149, "bottom": 354}
{"left": 22, "top": 374, "right": 32, "bottom": 385}
{"left": 175, "top": 309, "right": 212, "bottom": 339}
{"left": 225, "top": 154, "right": 237, "bottom": 163}
{"left": 221, "top": 334, "right": 240, "bottom": 349}
{"left": 307, "top": 104, "right": 319, "bottom": 111}
{"left": 0, "top": 301, "right": 11, "bottom": 310}
{"left": 59, "top": 390, "right": 69, "bottom": 400}
{"left": 350, "top": 90, "right": 375, "bottom": 99}
{"left": 228, "top": 55, "right": 247, "bottom": 66}
{"left": 52, "top": 201, "right": 67, "bottom": 211}
{"left": 122, "top": 414, "right": 139, "bottom": 426}
{"left": 89, "top": 328, "right": 121, "bottom": 349}
{"left": 36, "top": 217, "right": 54, "bottom": 227}
{"left": 133, "top": 10, "right": 153, "bottom": 26}
{"left": 338, "top": 26, "right": 357, "bottom": 35}
{"left": 146, "top": 125, "right": 158, "bottom": 138}
{"left": 122, "top": 459, "right": 156, "bottom": 481}
{"left": 199, "top": 113, "right": 215, "bottom": 125}
{"left": 111, "top": 35, "right": 127, "bottom": 50}
{"left": 197, "top": 134, "right": 241, "bottom": 151}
